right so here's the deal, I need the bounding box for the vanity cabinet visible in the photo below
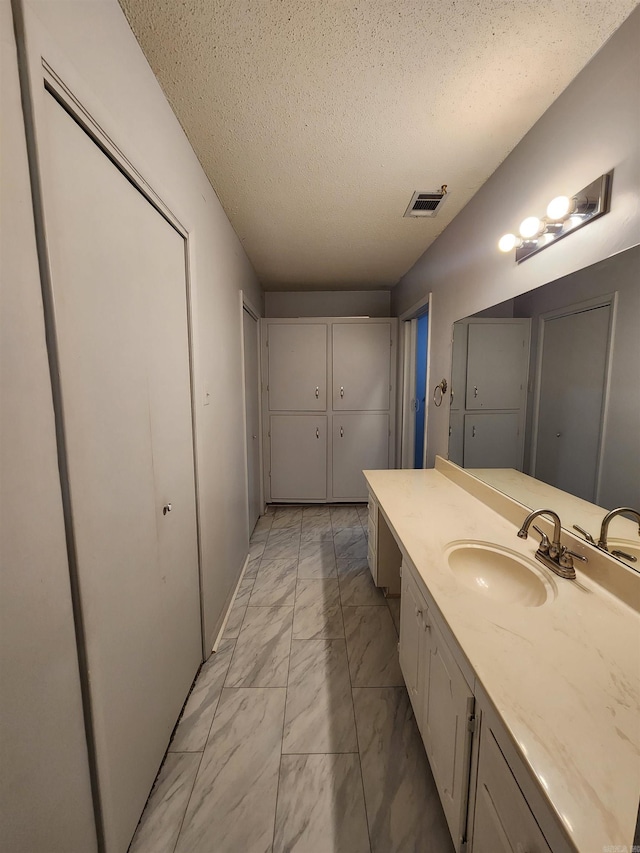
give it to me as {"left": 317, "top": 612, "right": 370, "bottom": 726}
{"left": 470, "top": 723, "right": 552, "bottom": 853}
{"left": 367, "top": 493, "right": 402, "bottom": 594}
{"left": 399, "top": 559, "right": 475, "bottom": 851}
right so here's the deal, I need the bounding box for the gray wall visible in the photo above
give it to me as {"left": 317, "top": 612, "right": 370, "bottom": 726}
{"left": 265, "top": 289, "right": 391, "bottom": 317}
{"left": 0, "top": 2, "right": 97, "bottom": 849}
{"left": 392, "top": 8, "right": 640, "bottom": 468}
{"left": 515, "top": 246, "right": 640, "bottom": 509}
{"left": 2, "top": 0, "right": 264, "bottom": 848}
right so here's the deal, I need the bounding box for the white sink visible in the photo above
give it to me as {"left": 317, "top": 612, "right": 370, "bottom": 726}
{"left": 445, "top": 541, "right": 557, "bottom": 607}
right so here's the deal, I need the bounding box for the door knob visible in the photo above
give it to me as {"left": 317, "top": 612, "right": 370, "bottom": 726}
{"left": 163, "top": 503, "right": 172, "bottom": 515}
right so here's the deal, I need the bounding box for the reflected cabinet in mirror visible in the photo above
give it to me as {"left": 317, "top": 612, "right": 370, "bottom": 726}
{"left": 448, "top": 245, "right": 640, "bottom": 568}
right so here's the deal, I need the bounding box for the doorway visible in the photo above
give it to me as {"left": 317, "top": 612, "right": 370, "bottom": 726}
{"left": 242, "top": 302, "right": 261, "bottom": 534}
{"left": 414, "top": 312, "right": 429, "bottom": 468}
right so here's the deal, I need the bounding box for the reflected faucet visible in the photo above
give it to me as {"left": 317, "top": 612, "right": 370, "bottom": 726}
{"left": 517, "top": 508, "right": 586, "bottom": 580}
{"left": 597, "top": 507, "right": 640, "bottom": 555}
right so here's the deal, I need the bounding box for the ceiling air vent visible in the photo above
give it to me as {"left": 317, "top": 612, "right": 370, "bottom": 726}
{"left": 404, "top": 186, "right": 448, "bottom": 218}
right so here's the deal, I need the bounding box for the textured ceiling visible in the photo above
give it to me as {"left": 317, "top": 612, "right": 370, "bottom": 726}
{"left": 119, "top": 0, "right": 638, "bottom": 291}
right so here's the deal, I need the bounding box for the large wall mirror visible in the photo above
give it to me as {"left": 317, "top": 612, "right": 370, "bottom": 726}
{"left": 448, "top": 244, "right": 640, "bottom": 568}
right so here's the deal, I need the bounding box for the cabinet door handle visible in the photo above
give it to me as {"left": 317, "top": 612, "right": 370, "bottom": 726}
{"left": 316, "top": 427, "right": 320, "bottom": 439}
{"left": 472, "top": 425, "right": 476, "bottom": 438}
{"left": 474, "top": 385, "right": 479, "bottom": 397}
{"left": 340, "top": 386, "right": 344, "bottom": 398}
{"left": 162, "top": 503, "right": 172, "bottom": 515}
{"left": 340, "top": 427, "right": 344, "bottom": 438}
{"left": 315, "top": 386, "right": 319, "bottom": 398}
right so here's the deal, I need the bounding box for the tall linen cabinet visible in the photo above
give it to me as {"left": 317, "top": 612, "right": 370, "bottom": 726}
{"left": 261, "top": 318, "right": 397, "bottom": 502}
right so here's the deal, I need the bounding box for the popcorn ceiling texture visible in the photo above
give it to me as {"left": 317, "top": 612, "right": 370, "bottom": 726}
{"left": 119, "top": 0, "right": 637, "bottom": 291}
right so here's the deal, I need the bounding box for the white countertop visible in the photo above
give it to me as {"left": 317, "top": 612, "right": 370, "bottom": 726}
{"left": 364, "top": 461, "right": 640, "bottom": 853}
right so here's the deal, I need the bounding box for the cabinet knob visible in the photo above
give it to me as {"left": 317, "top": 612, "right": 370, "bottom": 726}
{"left": 315, "top": 386, "right": 319, "bottom": 398}
{"left": 316, "top": 427, "right": 320, "bottom": 439}
{"left": 340, "top": 426, "right": 344, "bottom": 438}
{"left": 340, "top": 386, "right": 344, "bottom": 398}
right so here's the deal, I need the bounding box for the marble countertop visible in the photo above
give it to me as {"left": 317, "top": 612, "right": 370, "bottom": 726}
{"left": 364, "top": 460, "right": 640, "bottom": 853}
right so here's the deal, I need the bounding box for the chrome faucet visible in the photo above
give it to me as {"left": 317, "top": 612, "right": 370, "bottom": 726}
{"left": 597, "top": 507, "right": 640, "bottom": 561}
{"left": 517, "top": 508, "right": 586, "bottom": 580}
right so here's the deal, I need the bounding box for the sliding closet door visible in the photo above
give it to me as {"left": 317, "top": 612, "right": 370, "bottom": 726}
{"left": 42, "top": 91, "right": 201, "bottom": 853}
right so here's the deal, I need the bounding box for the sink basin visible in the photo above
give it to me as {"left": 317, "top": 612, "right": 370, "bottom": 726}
{"left": 608, "top": 539, "right": 640, "bottom": 565}
{"left": 445, "top": 541, "right": 557, "bottom": 607}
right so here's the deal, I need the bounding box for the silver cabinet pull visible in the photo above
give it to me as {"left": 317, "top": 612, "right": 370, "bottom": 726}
{"left": 340, "top": 426, "right": 344, "bottom": 438}
{"left": 474, "top": 385, "right": 478, "bottom": 397}
{"left": 472, "top": 425, "right": 476, "bottom": 438}
{"left": 163, "top": 503, "right": 172, "bottom": 515}
{"left": 340, "top": 386, "right": 344, "bottom": 398}
{"left": 316, "top": 427, "right": 319, "bottom": 439}
{"left": 315, "top": 386, "right": 319, "bottom": 398}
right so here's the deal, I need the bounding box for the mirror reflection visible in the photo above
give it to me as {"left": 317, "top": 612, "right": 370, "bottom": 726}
{"left": 448, "top": 245, "right": 640, "bottom": 566}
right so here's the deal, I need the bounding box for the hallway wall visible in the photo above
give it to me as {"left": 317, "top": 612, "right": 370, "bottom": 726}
{"left": 2, "top": 0, "right": 264, "bottom": 849}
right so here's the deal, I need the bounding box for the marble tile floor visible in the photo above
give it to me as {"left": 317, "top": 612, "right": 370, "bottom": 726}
{"left": 129, "top": 504, "right": 454, "bottom": 853}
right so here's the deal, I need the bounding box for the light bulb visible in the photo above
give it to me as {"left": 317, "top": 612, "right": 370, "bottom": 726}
{"left": 519, "top": 216, "right": 544, "bottom": 239}
{"left": 498, "top": 233, "right": 519, "bottom": 252}
{"left": 546, "top": 195, "right": 576, "bottom": 220}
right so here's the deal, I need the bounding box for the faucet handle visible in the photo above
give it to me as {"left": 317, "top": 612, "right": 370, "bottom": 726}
{"left": 572, "top": 524, "right": 595, "bottom": 544}
{"left": 558, "top": 547, "right": 588, "bottom": 569}
{"left": 532, "top": 525, "right": 550, "bottom": 554}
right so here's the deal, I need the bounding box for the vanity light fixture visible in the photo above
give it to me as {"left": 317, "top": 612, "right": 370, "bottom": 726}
{"left": 498, "top": 173, "right": 612, "bottom": 262}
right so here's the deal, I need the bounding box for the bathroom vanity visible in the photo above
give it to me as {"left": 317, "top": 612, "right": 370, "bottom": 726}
{"left": 364, "top": 459, "right": 640, "bottom": 853}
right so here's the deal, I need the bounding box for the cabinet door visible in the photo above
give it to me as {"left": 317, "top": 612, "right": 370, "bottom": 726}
{"left": 463, "top": 413, "right": 520, "bottom": 469}
{"left": 466, "top": 322, "right": 528, "bottom": 410}
{"left": 332, "top": 413, "right": 389, "bottom": 499}
{"left": 422, "top": 617, "right": 475, "bottom": 849}
{"left": 472, "top": 727, "right": 552, "bottom": 853}
{"left": 332, "top": 322, "right": 391, "bottom": 411}
{"left": 399, "top": 568, "right": 427, "bottom": 724}
{"left": 267, "top": 323, "right": 327, "bottom": 411}
{"left": 270, "top": 415, "right": 327, "bottom": 500}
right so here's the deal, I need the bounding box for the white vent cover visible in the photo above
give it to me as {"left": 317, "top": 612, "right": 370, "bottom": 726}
{"left": 404, "top": 186, "right": 448, "bottom": 218}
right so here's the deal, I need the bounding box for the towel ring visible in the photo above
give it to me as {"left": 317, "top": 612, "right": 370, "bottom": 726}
{"left": 433, "top": 379, "right": 448, "bottom": 407}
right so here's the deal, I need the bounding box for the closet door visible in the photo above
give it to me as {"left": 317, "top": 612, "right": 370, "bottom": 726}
{"left": 270, "top": 415, "right": 327, "bottom": 500}
{"left": 332, "top": 414, "right": 389, "bottom": 499}
{"left": 332, "top": 322, "right": 391, "bottom": 411}
{"left": 267, "top": 322, "right": 327, "bottom": 410}
{"left": 43, "top": 92, "right": 201, "bottom": 853}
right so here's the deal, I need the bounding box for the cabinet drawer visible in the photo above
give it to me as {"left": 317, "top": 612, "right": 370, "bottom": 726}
{"left": 473, "top": 728, "right": 552, "bottom": 853}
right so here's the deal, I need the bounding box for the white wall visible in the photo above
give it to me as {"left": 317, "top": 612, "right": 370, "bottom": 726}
{"left": 265, "top": 289, "right": 391, "bottom": 317}
{"left": 23, "top": 0, "right": 264, "bottom": 654}
{"left": 392, "top": 8, "right": 640, "bottom": 468}
{"left": 0, "top": 2, "right": 97, "bottom": 849}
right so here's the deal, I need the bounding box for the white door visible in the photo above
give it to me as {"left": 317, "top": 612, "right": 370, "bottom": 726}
{"left": 43, "top": 93, "right": 201, "bottom": 853}
{"left": 270, "top": 415, "right": 327, "bottom": 500}
{"left": 243, "top": 307, "right": 261, "bottom": 533}
{"left": 267, "top": 322, "right": 327, "bottom": 410}
{"left": 466, "top": 322, "right": 529, "bottom": 410}
{"left": 534, "top": 306, "right": 610, "bottom": 502}
{"left": 422, "top": 619, "right": 474, "bottom": 849}
{"left": 332, "top": 413, "right": 389, "bottom": 499}
{"left": 464, "top": 413, "right": 521, "bottom": 469}
{"left": 333, "top": 322, "right": 391, "bottom": 411}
